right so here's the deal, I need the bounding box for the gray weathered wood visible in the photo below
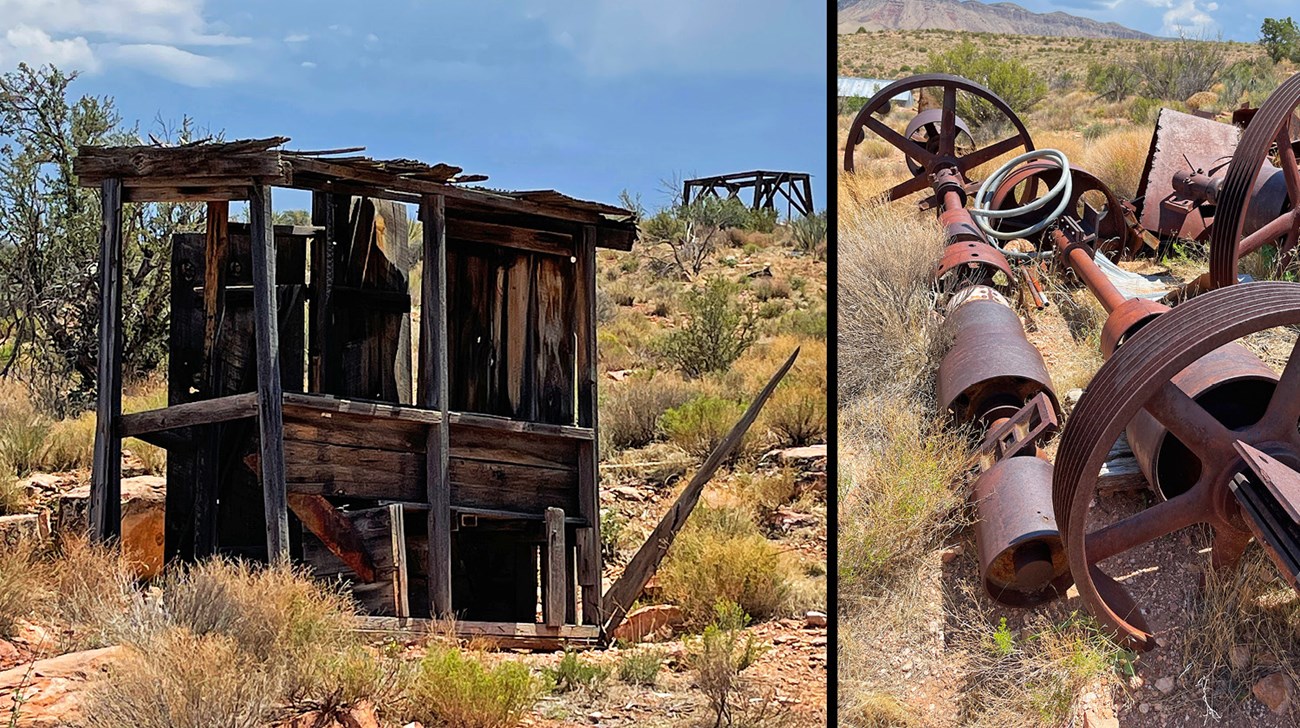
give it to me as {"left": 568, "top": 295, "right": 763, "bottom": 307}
{"left": 194, "top": 202, "right": 229, "bottom": 557}
{"left": 89, "top": 178, "right": 124, "bottom": 544}
{"left": 421, "top": 194, "right": 452, "bottom": 617}
{"left": 447, "top": 217, "right": 573, "bottom": 256}
{"left": 390, "top": 503, "right": 410, "bottom": 618}
{"left": 353, "top": 616, "right": 600, "bottom": 650}
{"left": 117, "top": 392, "right": 259, "bottom": 436}
{"left": 575, "top": 225, "right": 601, "bottom": 624}
{"left": 601, "top": 348, "right": 801, "bottom": 635}
{"left": 544, "top": 507, "right": 567, "bottom": 628}
{"left": 250, "top": 185, "right": 290, "bottom": 564}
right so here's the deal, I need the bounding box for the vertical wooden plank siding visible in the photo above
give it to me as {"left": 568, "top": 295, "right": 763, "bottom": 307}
{"left": 308, "top": 192, "right": 335, "bottom": 392}
{"left": 575, "top": 225, "right": 602, "bottom": 624}
{"left": 420, "top": 194, "right": 452, "bottom": 617}
{"left": 543, "top": 507, "right": 567, "bottom": 627}
{"left": 194, "top": 202, "right": 229, "bottom": 557}
{"left": 249, "top": 185, "right": 290, "bottom": 564}
{"left": 89, "top": 178, "right": 124, "bottom": 544}
{"left": 388, "top": 503, "right": 411, "bottom": 618}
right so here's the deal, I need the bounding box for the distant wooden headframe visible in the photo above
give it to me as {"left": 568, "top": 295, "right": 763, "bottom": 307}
{"left": 682, "top": 170, "right": 815, "bottom": 218}
{"left": 72, "top": 137, "right": 639, "bottom": 647}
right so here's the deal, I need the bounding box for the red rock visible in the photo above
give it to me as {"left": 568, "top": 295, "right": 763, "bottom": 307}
{"left": 0, "top": 646, "right": 122, "bottom": 727}
{"left": 0, "top": 639, "right": 18, "bottom": 665}
{"left": 1253, "top": 672, "right": 1295, "bottom": 714}
{"left": 611, "top": 604, "right": 684, "bottom": 643}
{"left": 57, "top": 476, "right": 165, "bottom": 578}
{"left": 1083, "top": 710, "right": 1118, "bottom": 728}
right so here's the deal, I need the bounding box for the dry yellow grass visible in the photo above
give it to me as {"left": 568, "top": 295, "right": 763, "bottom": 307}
{"left": 1078, "top": 127, "right": 1150, "bottom": 201}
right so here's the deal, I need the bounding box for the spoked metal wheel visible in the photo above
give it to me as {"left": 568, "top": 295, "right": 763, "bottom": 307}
{"left": 843, "top": 73, "right": 1034, "bottom": 201}
{"left": 1053, "top": 282, "right": 1300, "bottom": 649}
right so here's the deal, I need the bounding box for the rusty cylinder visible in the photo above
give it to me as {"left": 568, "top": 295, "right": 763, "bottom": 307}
{"left": 1126, "top": 343, "right": 1279, "bottom": 500}
{"left": 972, "top": 455, "right": 1074, "bottom": 607}
{"left": 937, "top": 297, "right": 1059, "bottom": 427}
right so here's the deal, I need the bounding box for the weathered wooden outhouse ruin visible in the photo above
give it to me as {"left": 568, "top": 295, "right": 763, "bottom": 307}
{"left": 71, "top": 137, "right": 794, "bottom": 648}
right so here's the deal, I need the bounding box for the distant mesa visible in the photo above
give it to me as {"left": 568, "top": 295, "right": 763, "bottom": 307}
{"left": 837, "top": 0, "right": 1153, "bottom": 39}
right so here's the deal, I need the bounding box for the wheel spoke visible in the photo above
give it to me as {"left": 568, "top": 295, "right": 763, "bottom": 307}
{"left": 957, "top": 135, "right": 1026, "bottom": 175}
{"left": 859, "top": 113, "right": 935, "bottom": 167}
{"left": 1085, "top": 484, "right": 1207, "bottom": 564}
{"left": 1263, "top": 335, "right": 1300, "bottom": 435}
{"left": 1277, "top": 126, "right": 1300, "bottom": 205}
{"left": 1143, "top": 380, "right": 1237, "bottom": 457}
{"left": 886, "top": 172, "right": 933, "bottom": 202}
{"left": 939, "top": 84, "right": 957, "bottom": 157}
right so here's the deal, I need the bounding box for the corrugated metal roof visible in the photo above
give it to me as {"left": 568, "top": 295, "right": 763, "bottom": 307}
{"left": 838, "top": 77, "right": 913, "bottom": 105}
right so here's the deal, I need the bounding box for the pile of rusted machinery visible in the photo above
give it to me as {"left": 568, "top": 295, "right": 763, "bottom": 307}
{"left": 846, "top": 73, "right": 1300, "bottom": 650}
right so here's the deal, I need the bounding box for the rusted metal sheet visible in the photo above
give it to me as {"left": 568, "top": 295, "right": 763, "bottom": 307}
{"left": 1135, "top": 108, "right": 1240, "bottom": 239}
{"left": 1231, "top": 443, "right": 1300, "bottom": 587}
{"left": 973, "top": 456, "right": 1073, "bottom": 607}
{"left": 936, "top": 299, "right": 1057, "bottom": 426}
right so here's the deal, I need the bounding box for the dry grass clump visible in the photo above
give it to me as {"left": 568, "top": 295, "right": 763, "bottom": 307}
{"left": 659, "top": 504, "right": 792, "bottom": 627}
{"left": 851, "top": 692, "right": 923, "bottom": 727}
{"left": 0, "top": 472, "right": 27, "bottom": 515}
{"left": 837, "top": 193, "right": 944, "bottom": 403}
{"left": 838, "top": 396, "right": 970, "bottom": 596}
{"left": 1079, "top": 127, "right": 1149, "bottom": 201}
{"left": 1183, "top": 548, "right": 1300, "bottom": 712}
{"left": 0, "top": 538, "right": 46, "bottom": 639}
{"left": 46, "top": 536, "right": 139, "bottom": 650}
{"left": 599, "top": 372, "right": 696, "bottom": 452}
{"left": 955, "top": 609, "right": 1130, "bottom": 727}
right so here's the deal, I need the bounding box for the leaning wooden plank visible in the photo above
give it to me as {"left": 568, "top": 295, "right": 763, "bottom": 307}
{"left": 89, "top": 178, "right": 125, "bottom": 544}
{"left": 117, "top": 393, "right": 259, "bottom": 436}
{"left": 287, "top": 493, "right": 379, "bottom": 583}
{"left": 250, "top": 185, "right": 290, "bottom": 564}
{"left": 601, "top": 348, "right": 801, "bottom": 636}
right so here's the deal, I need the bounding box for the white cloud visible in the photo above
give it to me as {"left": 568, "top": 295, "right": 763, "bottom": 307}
{"left": 301, "top": 60, "right": 317, "bottom": 68}
{"left": 0, "top": 25, "right": 99, "bottom": 71}
{"left": 284, "top": 33, "right": 310, "bottom": 43}
{"left": 1162, "top": 0, "right": 1218, "bottom": 36}
{"left": 106, "top": 43, "right": 240, "bottom": 86}
{"left": 0, "top": 0, "right": 246, "bottom": 46}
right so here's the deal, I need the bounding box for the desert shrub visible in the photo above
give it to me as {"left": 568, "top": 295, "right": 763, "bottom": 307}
{"left": 1081, "top": 122, "right": 1108, "bottom": 140}
{"left": 1127, "top": 96, "right": 1164, "bottom": 125}
{"left": 642, "top": 196, "right": 750, "bottom": 279}
{"left": 46, "top": 536, "right": 138, "bottom": 650}
{"left": 838, "top": 95, "right": 871, "bottom": 117}
{"left": 1135, "top": 35, "right": 1226, "bottom": 101}
{"left": 689, "top": 600, "right": 766, "bottom": 728}
{"left": 616, "top": 648, "right": 665, "bottom": 687}
{"left": 0, "top": 539, "right": 46, "bottom": 638}
{"left": 660, "top": 505, "right": 790, "bottom": 626}
{"left": 763, "top": 377, "right": 827, "bottom": 447}
{"left": 1086, "top": 62, "right": 1139, "bottom": 102}
{"left": 40, "top": 413, "right": 96, "bottom": 472}
{"left": 289, "top": 643, "right": 404, "bottom": 713}
{"left": 925, "top": 41, "right": 1046, "bottom": 132}
{"left": 660, "top": 277, "right": 757, "bottom": 378}
{"left": 0, "top": 473, "right": 27, "bottom": 515}
{"left": 600, "top": 373, "right": 696, "bottom": 452}
{"left": 126, "top": 437, "right": 166, "bottom": 475}
{"left": 82, "top": 628, "right": 279, "bottom": 728}
{"left": 660, "top": 395, "right": 745, "bottom": 457}
{"left": 790, "top": 210, "right": 827, "bottom": 259}
{"left": 544, "top": 649, "right": 609, "bottom": 696}
{"left": 600, "top": 507, "right": 630, "bottom": 560}
{"left": 1185, "top": 90, "right": 1218, "bottom": 111}
{"left": 839, "top": 397, "right": 970, "bottom": 595}
{"left": 1219, "top": 57, "right": 1278, "bottom": 108}
{"left": 0, "top": 413, "right": 51, "bottom": 476}
{"left": 775, "top": 308, "right": 827, "bottom": 339}
{"left": 757, "top": 300, "right": 785, "bottom": 320}
{"left": 403, "top": 646, "right": 541, "bottom": 728}
{"left": 743, "top": 207, "right": 778, "bottom": 234}
{"left": 745, "top": 467, "right": 800, "bottom": 511}
{"left": 751, "top": 276, "right": 790, "bottom": 301}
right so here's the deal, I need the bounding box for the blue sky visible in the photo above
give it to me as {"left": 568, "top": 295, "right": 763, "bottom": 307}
{"left": 1012, "top": 0, "right": 1282, "bottom": 41}
{"left": 0, "top": 0, "right": 828, "bottom": 215}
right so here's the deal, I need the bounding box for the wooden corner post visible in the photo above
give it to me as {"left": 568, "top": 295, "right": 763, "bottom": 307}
{"left": 89, "top": 178, "right": 124, "bottom": 544}
{"left": 249, "top": 185, "right": 290, "bottom": 564}
{"left": 420, "top": 194, "right": 452, "bottom": 617}
{"left": 575, "top": 225, "right": 601, "bottom": 625}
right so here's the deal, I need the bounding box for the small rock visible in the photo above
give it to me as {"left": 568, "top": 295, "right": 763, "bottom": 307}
{"left": 1252, "top": 672, "right": 1295, "bottom": 714}
{"left": 1230, "top": 644, "right": 1251, "bottom": 671}
{"left": 1155, "top": 676, "right": 1175, "bottom": 694}
{"left": 901, "top": 660, "right": 914, "bottom": 672}
{"left": 940, "top": 544, "right": 963, "bottom": 563}
{"left": 804, "top": 611, "right": 827, "bottom": 628}
{"left": 611, "top": 485, "right": 644, "bottom": 501}
{"left": 1138, "top": 702, "right": 1150, "bottom": 714}
{"left": 610, "top": 604, "right": 684, "bottom": 643}
{"left": 1083, "top": 710, "right": 1118, "bottom": 728}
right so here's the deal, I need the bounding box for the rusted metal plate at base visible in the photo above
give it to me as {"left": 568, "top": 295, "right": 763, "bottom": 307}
{"left": 1135, "top": 109, "right": 1241, "bottom": 238}
{"left": 972, "top": 456, "right": 1073, "bottom": 607}
{"left": 1230, "top": 445, "right": 1300, "bottom": 588}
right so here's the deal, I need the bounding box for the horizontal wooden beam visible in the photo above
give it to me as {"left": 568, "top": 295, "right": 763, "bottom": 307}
{"left": 353, "top": 616, "right": 600, "bottom": 650}
{"left": 117, "top": 392, "right": 259, "bottom": 437}
{"left": 447, "top": 218, "right": 573, "bottom": 257}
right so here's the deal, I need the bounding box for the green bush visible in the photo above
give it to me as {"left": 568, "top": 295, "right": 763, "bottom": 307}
{"left": 690, "top": 600, "right": 767, "bottom": 728}
{"left": 1135, "top": 35, "right": 1226, "bottom": 101}
{"left": 660, "top": 277, "right": 758, "bottom": 378}
{"left": 660, "top": 506, "right": 791, "bottom": 626}
{"left": 660, "top": 396, "right": 746, "bottom": 457}
{"left": 599, "top": 373, "right": 696, "bottom": 452}
{"left": 544, "top": 649, "right": 608, "bottom": 696}
{"left": 791, "top": 211, "right": 827, "bottom": 259}
{"left": 925, "top": 42, "right": 1047, "bottom": 130}
{"left": 1086, "top": 62, "right": 1139, "bottom": 102}
{"left": 1261, "top": 17, "right": 1300, "bottom": 63}
{"left": 1220, "top": 57, "right": 1278, "bottom": 108}
{"left": 403, "top": 646, "right": 540, "bottom": 728}
{"left": 743, "top": 207, "right": 778, "bottom": 234}
{"left": 616, "top": 648, "right": 666, "bottom": 687}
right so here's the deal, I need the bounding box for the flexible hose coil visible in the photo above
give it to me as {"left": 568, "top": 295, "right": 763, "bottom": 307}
{"left": 968, "top": 149, "right": 1073, "bottom": 259}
